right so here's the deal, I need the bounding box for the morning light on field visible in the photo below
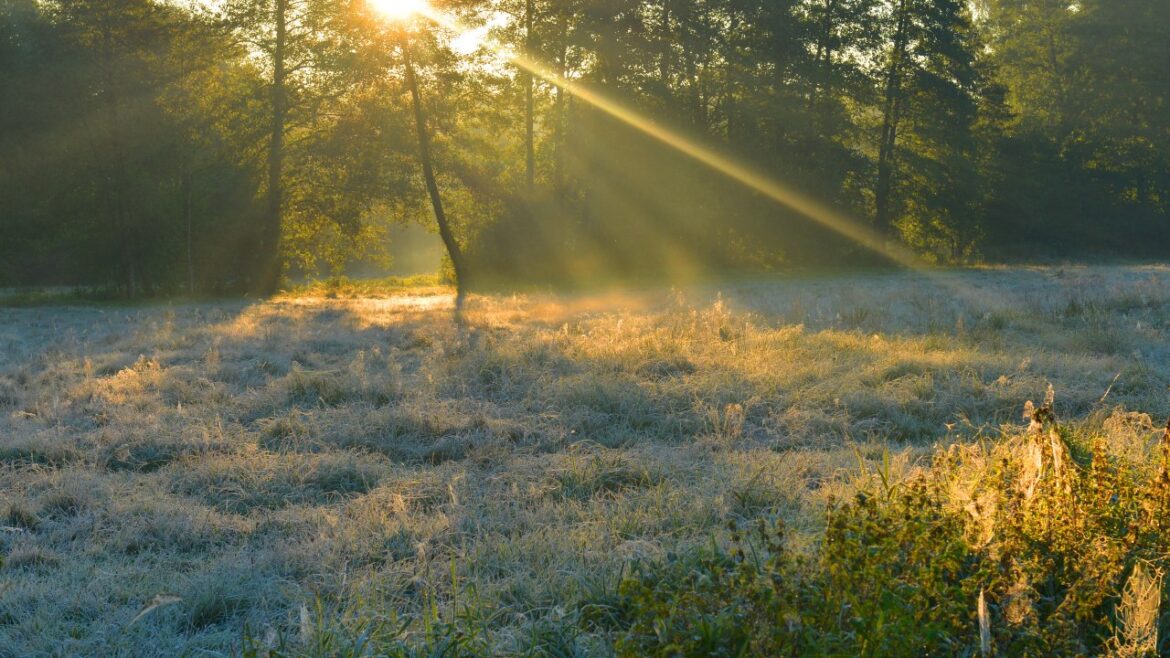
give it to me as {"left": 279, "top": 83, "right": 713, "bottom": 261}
{"left": 2, "top": 0, "right": 1170, "bottom": 655}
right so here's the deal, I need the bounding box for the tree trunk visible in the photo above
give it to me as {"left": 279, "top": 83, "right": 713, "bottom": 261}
{"left": 524, "top": 0, "right": 536, "bottom": 194}
{"left": 184, "top": 167, "right": 195, "bottom": 295}
{"left": 1046, "top": 31, "right": 1066, "bottom": 119}
{"left": 875, "top": 95, "right": 903, "bottom": 234}
{"left": 682, "top": 43, "right": 702, "bottom": 129}
{"left": 100, "top": 18, "right": 135, "bottom": 297}
{"left": 875, "top": 0, "right": 910, "bottom": 236}
{"left": 405, "top": 47, "right": 470, "bottom": 319}
{"left": 177, "top": 49, "right": 196, "bottom": 297}
{"left": 658, "top": 4, "right": 672, "bottom": 94}
{"left": 260, "top": 0, "right": 288, "bottom": 295}
{"left": 808, "top": 0, "right": 838, "bottom": 112}
{"left": 552, "top": 11, "right": 568, "bottom": 198}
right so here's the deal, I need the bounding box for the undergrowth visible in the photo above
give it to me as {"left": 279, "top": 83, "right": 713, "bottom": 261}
{"left": 243, "top": 394, "right": 1170, "bottom": 657}
{"left": 619, "top": 391, "right": 1170, "bottom": 657}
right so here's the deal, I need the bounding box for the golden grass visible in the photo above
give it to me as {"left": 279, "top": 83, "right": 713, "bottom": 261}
{"left": 1, "top": 266, "right": 1169, "bottom": 654}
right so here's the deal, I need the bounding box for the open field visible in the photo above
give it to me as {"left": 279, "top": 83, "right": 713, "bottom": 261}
{"left": 3, "top": 266, "right": 1170, "bottom": 656}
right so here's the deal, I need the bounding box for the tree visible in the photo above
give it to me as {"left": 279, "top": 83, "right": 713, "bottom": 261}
{"left": 221, "top": 0, "right": 347, "bottom": 293}
{"left": 979, "top": 0, "right": 1170, "bottom": 258}
{"left": 351, "top": 3, "right": 479, "bottom": 313}
{"left": 872, "top": 0, "right": 986, "bottom": 259}
{"left": 981, "top": 0, "right": 1079, "bottom": 130}
{"left": 404, "top": 42, "right": 471, "bottom": 314}
{"left": 1070, "top": 0, "right": 1170, "bottom": 221}
{"left": 37, "top": 0, "right": 235, "bottom": 294}
{"left": 157, "top": 4, "right": 269, "bottom": 294}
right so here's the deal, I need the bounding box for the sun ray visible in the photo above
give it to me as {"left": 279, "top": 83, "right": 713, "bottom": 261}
{"left": 415, "top": 8, "right": 916, "bottom": 267}
{"left": 410, "top": 5, "right": 1014, "bottom": 312}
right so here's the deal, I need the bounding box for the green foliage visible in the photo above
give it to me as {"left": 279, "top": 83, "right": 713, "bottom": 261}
{"left": 980, "top": 0, "right": 1170, "bottom": 259}
{"left": 617, "top": 495, "right": 981, "bottom": 656}
{"left": 618, "top": 398, "right": 1170, "bottom": 656}
{"left": 4, "top": 0, "right": 1170, "bottom": 292}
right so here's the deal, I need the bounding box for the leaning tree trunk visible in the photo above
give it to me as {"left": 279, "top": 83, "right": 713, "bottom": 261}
{"left": 404, "top": 46, "right": 470, "bottom": 319}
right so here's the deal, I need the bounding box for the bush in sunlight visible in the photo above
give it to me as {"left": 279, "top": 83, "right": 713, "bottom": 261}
{"left": 618, "top": 397, "right": 1170, "bottom": 657}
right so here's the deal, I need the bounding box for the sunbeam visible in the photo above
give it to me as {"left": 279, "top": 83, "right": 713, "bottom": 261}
{"left": 413, "top": 9, "right": 912, "bottom": 266}
{"left": 410, "top": 5, "right": 1015, "bottom": 312}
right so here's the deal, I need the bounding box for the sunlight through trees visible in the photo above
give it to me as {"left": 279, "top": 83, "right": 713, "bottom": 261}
{"left": 1, "top": 0, "right": 1167, "bottom": 295}
{"left": 367, "top": 0, "right": 430, "bottom": 21}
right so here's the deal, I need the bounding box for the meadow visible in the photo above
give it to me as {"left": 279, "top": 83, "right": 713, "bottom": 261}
{"left": 3, "top": 266, "right": 1170, "bottom": 656}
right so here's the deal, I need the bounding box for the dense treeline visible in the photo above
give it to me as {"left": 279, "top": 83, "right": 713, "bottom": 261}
{"left": 0, "top": 0, "right": 1167, "bottom": 294}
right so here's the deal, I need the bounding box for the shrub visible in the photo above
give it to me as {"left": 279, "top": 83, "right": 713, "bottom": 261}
{"left": 619, "top": 394, "right": 1170, "bottom": 657}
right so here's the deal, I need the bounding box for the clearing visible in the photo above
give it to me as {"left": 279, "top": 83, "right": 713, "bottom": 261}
{"left": 1, "top": 266, "right": 1169, "bottom": 656}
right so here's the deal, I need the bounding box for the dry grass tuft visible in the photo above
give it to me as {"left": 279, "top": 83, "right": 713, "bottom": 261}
{"left": 3, "top": 545, "right": 61, "bottom": 570}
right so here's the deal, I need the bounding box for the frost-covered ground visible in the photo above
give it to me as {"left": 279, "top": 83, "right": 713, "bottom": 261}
{"left": 2, "top": 266, "right": 1169, "bottom": 656}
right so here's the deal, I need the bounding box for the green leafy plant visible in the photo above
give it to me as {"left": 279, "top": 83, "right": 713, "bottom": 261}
{"left": 618, "top": 394, "right": 1170, "bottom": 657}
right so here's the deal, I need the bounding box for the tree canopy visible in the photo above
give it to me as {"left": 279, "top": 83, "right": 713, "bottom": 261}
{"left": 1, "top": 0, "right": 1167, "bottom": 294}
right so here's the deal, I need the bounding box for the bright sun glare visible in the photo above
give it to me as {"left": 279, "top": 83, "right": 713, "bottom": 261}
{"left": 368, "top": 0, "right": 429, "bottom": 20}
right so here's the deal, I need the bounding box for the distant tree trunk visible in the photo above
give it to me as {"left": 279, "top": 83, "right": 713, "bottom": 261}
{"left": 404, "top": 46, "right": 470, "bottom": 319}
{"left": 808, "top": 0, "right": 838, "bottom": 112}
{"left": 177, "top": 50, "right": 196, "bottom": 297}
{"left": 260, "top": 0, "right": 288, "bottom": 295}
{"left": 524, "top": 0, "right": 536, "bottom": 194}
{"left": 875, "top": 0, "right": 909, "bottom": 236}
{"left": 658, "top": 4, "right": 672, "bottom": 95}
{"left": 552, "top": 12, "right": 567, "bottom": 198}
{"left": 184, "top": 167, "right": 195, "bottom": 295}
{"left": 682, "top": 42, "right": 702, "bottom": 129}
{"left": 1046, "top": 31, "right": 1068, "bottom": 131}
{"left": 99, "top": 17, "right": 136, "bottom": 297}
